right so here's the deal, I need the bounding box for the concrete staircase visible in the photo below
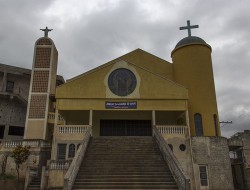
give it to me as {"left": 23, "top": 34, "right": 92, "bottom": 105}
{"left": 73, "top": 137, "right": 178, "bottom": 189}
{"left": 26, "top": 176, "right": 41, "bottom": 190}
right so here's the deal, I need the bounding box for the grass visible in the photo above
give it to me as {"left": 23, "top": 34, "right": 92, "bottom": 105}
{"left": 0, "top": 174, "right": 16, "bottom": 180}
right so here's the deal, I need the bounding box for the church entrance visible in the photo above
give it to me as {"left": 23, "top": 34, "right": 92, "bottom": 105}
{"left": 100, "top": 120, "right": 152, "bottom": 136}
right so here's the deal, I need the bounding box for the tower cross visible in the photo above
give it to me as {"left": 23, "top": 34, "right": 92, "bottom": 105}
{"left": 40, "top": 26, "right": 53, "bottom": 37}
{"left": 180, "top": 20, "right": 199, "bottom": 37}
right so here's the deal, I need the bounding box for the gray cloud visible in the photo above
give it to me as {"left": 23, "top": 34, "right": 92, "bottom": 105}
{"left": 0, "top": 0, "right": 249, "bottom": 137}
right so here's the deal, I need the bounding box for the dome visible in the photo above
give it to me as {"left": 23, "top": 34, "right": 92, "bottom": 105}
{"left": 175, "top": 36, "right": 207, "bottom": 49}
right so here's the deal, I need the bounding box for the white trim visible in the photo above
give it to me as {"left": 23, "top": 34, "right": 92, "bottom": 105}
{"left": 24, "top": 43, "right": 37, "bottom": 139}
{"left": 198, "top": 165, "right": 209, "bottom": 189}
{"left": 89, "top": 110, "right": 93, "bottom": 126}
{"left": 36, "top": 45, "right": 52, "bottom": 48}
{"left": 152, "top": 110, "right": 156, "bottom": 126}
{"left": 32, "top": 68, "right": 50, "bottom": 71}
{"left": 42, "top": 44, "right": 54, "bottom": 140}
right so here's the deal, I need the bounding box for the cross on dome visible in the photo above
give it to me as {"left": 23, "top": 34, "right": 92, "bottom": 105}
{"left": 40, "top": 26, "right": 53, "bottom": 37}
{"left": 179, "top": 20, "right": 199, "bottom": 37}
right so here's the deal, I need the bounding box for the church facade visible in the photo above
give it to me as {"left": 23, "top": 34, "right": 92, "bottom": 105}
{"left": 1, "top": 22, "right": 241, "bottom": 190}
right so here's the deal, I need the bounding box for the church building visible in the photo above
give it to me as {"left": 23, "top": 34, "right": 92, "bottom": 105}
{"left": 1, "top": 22, "right": 239, "bottom": 190}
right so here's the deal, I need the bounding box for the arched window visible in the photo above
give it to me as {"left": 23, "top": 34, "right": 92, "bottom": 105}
{"left": 194, "top": 113, "right": 203, "bottom": 136}
{"left": 213, "top": 114, "right": 218, "bottom": 136}
{"left": 68, "top": 144, "right": 75, "bottom": 158}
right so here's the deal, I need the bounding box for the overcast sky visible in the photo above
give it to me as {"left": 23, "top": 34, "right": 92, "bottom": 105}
{"left": 0, "top": 0, "right": 249, "bottom": 137}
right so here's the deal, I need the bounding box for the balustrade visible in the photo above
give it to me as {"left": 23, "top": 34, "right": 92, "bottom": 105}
{"left": 152, "top": 126, "right": 190, "bottom": 190}
{"left": 156, "top": 125, "right": 188, "bottom": 135}
{"left": 0, "top": 139, "right": 51, "bottom": 148}
{"left": 48, "top": 112, "right": 65, "bottom": 124}
{"left": 63, "top": 126, "right": 92, "bottom": 190}
{"left": 58, "top": 125, "right": 91, "bottom": 134}
{"left": 49, "top": 160, "right": 71, "bottom": 170}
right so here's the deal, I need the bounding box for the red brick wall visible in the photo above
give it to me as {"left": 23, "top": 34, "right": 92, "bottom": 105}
{"left": 34, "top": 48, "right": 51, "bottom": 68}
{"left": 32, "top": 71, "right": 49, "bottom": 92}
{"left": 36, "top": 38, "right": 52, "bottom": 45}
{"left": 28, "top": 95, "right": 47, "bottom": 118}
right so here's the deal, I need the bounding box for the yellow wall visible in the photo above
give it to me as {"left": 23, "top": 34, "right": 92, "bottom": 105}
{"left": 56, "top": 60, "right": 188, "bottom": 100}
{"left": 56, "top": 50, "right": 189, "bottom": 117}
{"left": 56, "top": 99, "right": 187, "bottom": 111}
{"left": 172, "top": 44, "right": 220, "bottom": 136}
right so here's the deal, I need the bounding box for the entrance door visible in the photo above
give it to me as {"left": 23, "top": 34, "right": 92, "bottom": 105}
{"left": 100, "top": 120, "right": 152, "bottom": 136}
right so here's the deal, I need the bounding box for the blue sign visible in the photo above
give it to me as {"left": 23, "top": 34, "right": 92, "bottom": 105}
{"left": 105, "top": 102, "right": 137, "bottom": 109}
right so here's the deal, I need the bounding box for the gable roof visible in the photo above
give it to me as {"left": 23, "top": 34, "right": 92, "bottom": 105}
{"left": 56, "top": 49, "right": 188, "bottom": 100}
{"left": 66, "top": 48, "right": 173, "bottom": 84}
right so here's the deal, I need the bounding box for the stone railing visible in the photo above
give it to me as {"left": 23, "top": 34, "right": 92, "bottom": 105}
{"left": 63, "top": 127, "right": 92, "bottom": 190}
{"left": 48, "top": 112, "right": 65, "bottom": 124}
{"left": 0, "top": 139, "right": 51, "bottom": 148}
{"left": 153, "top": 126, "right": 190, "bottom": 190}
{"left": 57, "top": 125, "right": 92, "bottom": 135}
{"left": 0, "top": 87, "right": 28, "bottom": 102}
{"left": 156, "top": 125, "right": 188, "bottom": 135}
{"left": 49, "top": 160, "right": 72, "bottom": 170}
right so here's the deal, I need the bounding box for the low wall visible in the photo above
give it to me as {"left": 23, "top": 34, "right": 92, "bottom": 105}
{"left": 191, "top": 137, "right": 234, "bottom": 190}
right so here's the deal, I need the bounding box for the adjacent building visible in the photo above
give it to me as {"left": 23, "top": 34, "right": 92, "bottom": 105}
{"left": 0, "top": 63, "right": 64, "bottom": 141}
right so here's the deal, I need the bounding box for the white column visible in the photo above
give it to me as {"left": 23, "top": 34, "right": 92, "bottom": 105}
{"left": 51, "top": 109, "right": 59, "bottom": 160}
{"left": 89, "top": 110, "right": 93, "bottom": 126}
{"left": 185, "top": 110, "right": 191, "bottom": 137}
{"left": 152, "top": 110, "right": 156, "bottom": 126}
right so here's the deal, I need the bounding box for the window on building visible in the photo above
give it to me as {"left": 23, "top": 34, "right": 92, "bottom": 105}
{"left": 57, "top": 144, "right": 67, "bottom": 160}
{"left": 199, "top": 165, "right": 208, "bottom": 186}
{"left": 68, "top": 144, "right": 75, "bottom": 158}
{"left": 194, "top": 113, "right": 204, "bottom": 136}
{"left": 6, "top": 81, "right": 14, "bottom": 93}
{"left": 0, "top": 125, "right": 5, "bottom": 139}
{"left": 8, "top": 126, "right": 24, "bottom": 136}
{"left": 179, "top": 144, "right": 186, "bottom": 151}
{"left": 213, "top": 114, "right": 218, "bottom": 136}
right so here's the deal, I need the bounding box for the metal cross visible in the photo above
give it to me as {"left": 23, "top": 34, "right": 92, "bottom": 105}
{"left": 179, "top": 20, "right": 199, "bottom": 37}
{"left": 40, "top": 26, "right": 53, "bottom": 37}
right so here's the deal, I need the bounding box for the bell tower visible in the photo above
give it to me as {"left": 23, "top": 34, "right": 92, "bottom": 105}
{"left": 171, "top": 21, "right": 220, "bottom": 137}
{"left": 24, "top": 27, "right": 58, "bottom": 140}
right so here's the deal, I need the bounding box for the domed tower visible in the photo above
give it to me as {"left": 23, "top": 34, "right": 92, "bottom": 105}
{"left": 171, "top": 21, "right": 220, "bottom": 137}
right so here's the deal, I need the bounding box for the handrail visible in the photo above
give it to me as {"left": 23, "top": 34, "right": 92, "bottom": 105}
{"left": 49, "top": 160, "right": 72, "bottom": 170}
{"left": 63, "top": 127, "right": 92, "bottom": 190}
{"left": 156, "top": 125, "right": 188, "bottom": 135}
{"left": 0, "top": 139, "right": 51, "bottom": 148}
{"left": 152, "top": 126, "right": 190, "bottom": 190}
{"left": 57, "top": 125, "right": 91, "bottom": 134}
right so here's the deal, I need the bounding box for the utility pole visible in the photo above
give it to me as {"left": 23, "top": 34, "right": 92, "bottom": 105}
{"left": 220, "top": 121, "right": 233, "bottom": 127}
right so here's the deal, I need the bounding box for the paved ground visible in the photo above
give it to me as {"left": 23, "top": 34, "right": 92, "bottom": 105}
{"left": 0, "top": 179, "right": 24, "bottom": 190}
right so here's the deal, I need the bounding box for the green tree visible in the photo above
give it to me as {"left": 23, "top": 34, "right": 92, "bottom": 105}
{"left": 11, "top": 145, "right": 30, "bottom": 180}
{"left": 1, "top": 153, "right": 9, "bottom": 176}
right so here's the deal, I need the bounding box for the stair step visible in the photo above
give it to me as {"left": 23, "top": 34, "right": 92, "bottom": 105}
{"left": 27, "top": 177, "right": 41, "bottom": 190}
{"left": 73, "top": 184, "right": 179, "bottom": 189}
{"left": 74, "top": 178, "right": 175, "bottom": 182}
{"left": 73, "top": 137, "right": 177, "bottom": 189}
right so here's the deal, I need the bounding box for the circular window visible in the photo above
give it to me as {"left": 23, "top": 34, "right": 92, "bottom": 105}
{"left": 179, "top": 144, "right": 186, "bottom": 151}
{"left": 108, "top": 68, "right": 137, "bottom": 96}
